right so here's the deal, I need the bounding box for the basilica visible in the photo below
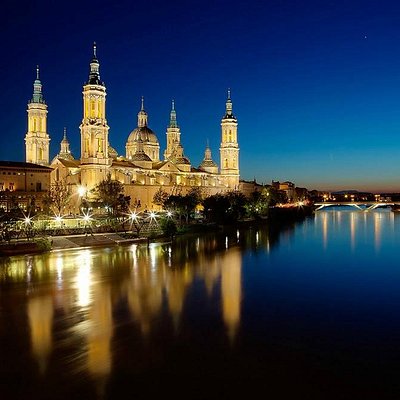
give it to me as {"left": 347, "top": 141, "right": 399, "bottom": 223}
{"left": 24, "top": 44, "right": 242, "bottom": 211}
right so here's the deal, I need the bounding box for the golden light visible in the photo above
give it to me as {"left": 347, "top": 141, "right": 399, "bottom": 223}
{"left": 75, "top": 249, "right": 92, "bottom": 307}
{"left": 77, "top": 186, "right": 86, "bottom": 197}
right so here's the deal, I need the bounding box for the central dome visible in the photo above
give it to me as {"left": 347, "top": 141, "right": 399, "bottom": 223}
{"left": 127, "top": 126, "right": 158, "bottom": 144}
{"left": 125, "top": 97, "right": 160, "bottom": 162}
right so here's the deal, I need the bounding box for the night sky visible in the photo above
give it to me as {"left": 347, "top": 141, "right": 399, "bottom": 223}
{"left": 2, "top": 0, "right": 400, "bottom": 192}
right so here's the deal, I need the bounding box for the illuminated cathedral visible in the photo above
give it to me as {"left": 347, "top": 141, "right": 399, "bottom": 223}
{"left": 24, "top": 44, "right": 241, "bottom": 210}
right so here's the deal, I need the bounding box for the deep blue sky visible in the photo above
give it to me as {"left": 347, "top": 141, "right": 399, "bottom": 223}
{"left": 2, "top": 0, "right": 400, "bottom": 192}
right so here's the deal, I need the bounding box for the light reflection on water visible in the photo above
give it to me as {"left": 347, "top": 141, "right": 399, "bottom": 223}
{"left": 1, "top": 210, "right": 400, "bottom": 399}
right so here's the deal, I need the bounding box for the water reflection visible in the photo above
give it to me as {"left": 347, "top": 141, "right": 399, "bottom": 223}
{"left": 221, "top": 248, "right": 241, "bottom": 343}
{"left": 28, "top": 294, "right": 53, "bottom": 374}
{"left": 0, "top": 227, "right": 277, "bottom": 396}
{"left": 0, "top": 219, "right": 334, "bottom": 398}
{"left": 87, "top": 283, "right": 112, "bottom": 398}
{"left": 314, "top": 208, "right": 397, "bottom": 254}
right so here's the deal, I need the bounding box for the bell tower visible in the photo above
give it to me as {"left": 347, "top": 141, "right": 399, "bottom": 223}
{"left": 25, "top": 66, "right": 50, "bottom": 165}
{"left": 79, "top": 43, "right": 110, "bottom": 190}
{"left": 219, "top": 89, "right": 239, "bottom": 189}
{"left": 164, "top": 100, "right": 181, "bottom": 160}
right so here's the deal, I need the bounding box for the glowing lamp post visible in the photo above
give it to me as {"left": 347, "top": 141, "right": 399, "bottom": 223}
{"left": 78, "top": 186, "right": 86, "bottom": 197}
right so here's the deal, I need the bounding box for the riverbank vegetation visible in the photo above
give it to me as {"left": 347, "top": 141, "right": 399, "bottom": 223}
{"left": 0, "top": 176, "right": 315, "bottom": 255}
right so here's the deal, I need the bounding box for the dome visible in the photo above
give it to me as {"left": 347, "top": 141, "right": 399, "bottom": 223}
{"left": 176, "top": 156, "right": 191, "bottom": 165}
{"left": 200, "top": 159, "right": 218, "bottom": 168}
{"left": 127, "top": 126, "right": 159, "bottom": 144}
{"left": 131, "top": 151, "right": 152, "bottom": 162}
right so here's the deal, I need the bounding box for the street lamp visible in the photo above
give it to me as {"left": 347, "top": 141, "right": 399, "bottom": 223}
{"left": 78, "top": 186, "right": 86, "bottom": 197}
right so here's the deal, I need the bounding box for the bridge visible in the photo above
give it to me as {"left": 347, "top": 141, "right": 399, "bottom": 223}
{"left": 314, "top": 201, "right": 400, "bottom": 211}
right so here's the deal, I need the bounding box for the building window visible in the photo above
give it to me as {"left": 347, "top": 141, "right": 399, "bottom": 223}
{"left": 9, "top": 183, "right": 14, "bottom": 191}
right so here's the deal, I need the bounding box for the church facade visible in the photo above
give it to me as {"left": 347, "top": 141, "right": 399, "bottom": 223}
{"left": 25, "top": 45, "right": 241, "bottom": 211}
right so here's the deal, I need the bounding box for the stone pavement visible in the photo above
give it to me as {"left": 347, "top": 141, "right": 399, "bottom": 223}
{"left": 50, "top": 232, "right": 141, "bottom": 250}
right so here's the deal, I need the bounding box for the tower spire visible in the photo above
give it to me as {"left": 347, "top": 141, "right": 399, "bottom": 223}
{"left": 31, "top": 65, "right": 44, "bottom": 104}
{"left": 220, "top": 88, "right": 239, "bottom": 188}
{"left": 87, "top": 42, "right": 102, "bottom": 85}
{"left": 137, "top": 97, "right": 148, "bottom": 128}
{"left": 169, "top": 99, "right": 178, "bottom": 128}
{"left": 26, "top": 66, "right": 50, "bottom": 165}
{"left": 224, "top": 88, "right": 234, "bottom": 118}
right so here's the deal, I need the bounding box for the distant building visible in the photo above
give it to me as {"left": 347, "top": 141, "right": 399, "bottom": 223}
{"left": 272, "top": 180, "right": 296, "bottom": 202}
{"left": 330, "top": 190, "right": 374, "bottom": 202}
{"left": 0, "top": 161, "right": 52, "bottom": 211}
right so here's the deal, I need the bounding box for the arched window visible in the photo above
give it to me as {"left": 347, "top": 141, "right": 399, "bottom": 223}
{"left": 90, "top": 100, "right": 96, "bottom": 118}
{"left": 85, "top": 137, "right": 89, "bottom": 152}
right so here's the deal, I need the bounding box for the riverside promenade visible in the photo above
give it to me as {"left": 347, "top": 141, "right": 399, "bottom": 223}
{"left": 0, "top": 232, "right": 148, "bottom": 256}
{"left": 50, "top": 232, "right": 145, "bottom": 250}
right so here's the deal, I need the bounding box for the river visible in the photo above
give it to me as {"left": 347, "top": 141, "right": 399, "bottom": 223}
{"left": 1, "top": 208, "right": 400, "bottom": 399}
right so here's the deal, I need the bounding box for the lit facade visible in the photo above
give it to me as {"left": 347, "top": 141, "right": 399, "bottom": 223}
{"left": 0, "top": 161, "right": 52, "bottom": 211}
{"left": 25, "top": 67, "right": 50, "bottom": 166}
{"left": 27, "top": 44, "right": 241, "bottom": 210}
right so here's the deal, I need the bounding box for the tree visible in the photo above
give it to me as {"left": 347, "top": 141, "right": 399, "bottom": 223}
{"left": 160, "top": 217, "right": 178, "bottom": 241}
{"left": 266, "top": 186, "right": 287, "bottom": 206}
{"left": 42, "top": 180, "right": 71, "bottom": 215}
{"left": 202, "top": 191, "right": 247, "bottom": 223}
{"left": 202, "top": 193, "right": 231, "bottom": 223}
{"left": 225, "top": 190, "right": 247, "bottom": 221}
{"left": 92, "top": 174, "right": 125, "bottom": 215}
{"left": 153, "top": 187, "right": 170, "bottom": 208}
{"left": 116, "top": 193, "right": 131, "bottom": 214}
{"left": 164, "top": 187, "right": 203, "bottom": 224}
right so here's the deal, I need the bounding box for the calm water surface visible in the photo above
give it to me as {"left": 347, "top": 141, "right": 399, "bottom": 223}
{"left": 1, "top": 209, "right": 400, "bottom": 399}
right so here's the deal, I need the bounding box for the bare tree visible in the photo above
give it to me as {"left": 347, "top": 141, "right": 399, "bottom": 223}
{"left": 43, "top": 180, "right": 71, "bottom": 215}
{"left": 91, "top": 174, "right": 125, "bottom": 215}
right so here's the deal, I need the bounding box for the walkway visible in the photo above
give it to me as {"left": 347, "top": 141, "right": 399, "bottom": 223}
{"left": 51, "top": 232, "right": 144, "bottom": 250}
